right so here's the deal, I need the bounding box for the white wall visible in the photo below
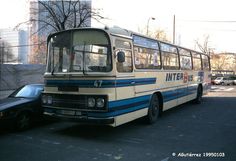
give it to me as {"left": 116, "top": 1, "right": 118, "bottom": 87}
{"left": 0, "top": 64, "right": 45, "bottom": 90}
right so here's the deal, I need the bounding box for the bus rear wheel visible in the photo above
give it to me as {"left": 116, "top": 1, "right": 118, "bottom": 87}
{"left": 146, "top": 94, "right": 160, "bottom": 124}
{"left": 194, "top": 86, "right": 203, "bottom": 104}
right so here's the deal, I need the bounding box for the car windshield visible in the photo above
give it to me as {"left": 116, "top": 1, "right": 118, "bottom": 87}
{"left": 9, "top": 85, "right": 43, "bottom": 98}
{"left": 215, "top": 77, "right": 222, "bottom": 80}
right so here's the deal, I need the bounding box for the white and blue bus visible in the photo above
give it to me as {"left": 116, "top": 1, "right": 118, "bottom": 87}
{"left": 42, "top": 27, "right": 211, "bottom": 126}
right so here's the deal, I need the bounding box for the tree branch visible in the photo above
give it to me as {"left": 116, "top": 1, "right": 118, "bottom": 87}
{"left": 17, "top": 0, "right": 105, "bottom": 33}
{"left": 39, "top": 1, "right": 62, "bottom": 31}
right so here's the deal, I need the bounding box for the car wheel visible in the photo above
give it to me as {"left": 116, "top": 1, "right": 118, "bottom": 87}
{"left": 146, "top": 94, "right": 160, "bottom": 124}
{"left": 16, "top": 112, "right": 31, "bottom": 131}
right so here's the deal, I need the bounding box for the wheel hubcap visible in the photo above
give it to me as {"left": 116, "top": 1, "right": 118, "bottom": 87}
{"left": 18, "top": 115, "right": 30, "bottom": 129}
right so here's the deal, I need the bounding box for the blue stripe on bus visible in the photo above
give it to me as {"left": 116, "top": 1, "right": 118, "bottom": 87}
{"left": 109, "top": 95, "right": 151, "bottom": 109}
{"left": 45, "top": 78, "right": 156, "bottom": 88}
{"left": 88, "top": 104, "right": 148, "bottom": 118}
{"left": 162, "top": 85, "right": 198, "bottom": 102}
{"left": 87, "top": 95, "right": 151, "bottom": 118}
{"left": 45, "top": 83, "right": 198, "bottom": 118}
{"left": 162, "top": 89, "right": 178, "bottom": 102}
{"left": 87, "top": 85, "right": 198, "bottom": 118}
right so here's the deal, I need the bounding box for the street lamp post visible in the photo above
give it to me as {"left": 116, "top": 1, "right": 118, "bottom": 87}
{"left": 0, "top": 43, "right": 4, "bottom": 64}
{"left": 0, "top": 37, "right": 2, "bottom": 91}
{"left": 146, "top": 17, "right": 155, "bottom": 35}
{"left": 173, "top": 14, "right": 176, "bottom": 44}
{"left": 0, "top": 37, "right": 3, "bottom": 64}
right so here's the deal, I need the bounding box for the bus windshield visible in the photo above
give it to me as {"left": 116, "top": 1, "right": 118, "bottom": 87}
{"left": 47, "top": 30, "right": 112, "bottom": 74}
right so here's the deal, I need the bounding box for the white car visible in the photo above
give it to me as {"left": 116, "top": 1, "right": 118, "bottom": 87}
{"left": 222, "top": 77, "right": 234, "bottom": 85}
{"left": 213, "top": 77, "right": 224, "bottom": 85}
{"left": 232, "top": 77, "right": 236, "bottom": 85}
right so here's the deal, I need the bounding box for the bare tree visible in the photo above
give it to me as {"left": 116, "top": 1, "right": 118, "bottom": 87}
{"left": 17, "top": 0, "right": 104, "bottom": 34}
{"left": 138, "top": 26, "right": 171, "bottom": 42}
{"left": 211, "top": 53, "right": 236, "bottom": 71}
{"left": 212, "top": 54, "right": 227, "bottom": 70}
{"left": 153, "top": 28, "right": 170, "bottom": 43}
{"left": 16, "top": 0, "right": 105, "bottom": 64}
{"left": 195, "top": 35, "right": 214, "bottom": 56}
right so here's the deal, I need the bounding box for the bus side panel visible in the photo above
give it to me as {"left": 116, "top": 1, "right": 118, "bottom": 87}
{"left": 107, "top": 94, "right": 151, "bottom": 126}
{"left": 113, "top": 108, "right": 148, "bottom": 127}
{"left": 203, "top": 71, "right": 211, "bottom": 94}
{"left": 160, "top": 72, "right": 182, "bottom": 111}
{"left": 187, "top": 71, "right": 198, "bottom": 101}
{"left": 187, "top": 84, "right": 198, "bottom": 101}
{"left": 116, "top": 86, "right": 135, "bottom": 100}
{"left": 111, "top": 73, "right": 158, "bottom": 126}
{"left": 134, "top": 71, "right": 159, "bottom": 96}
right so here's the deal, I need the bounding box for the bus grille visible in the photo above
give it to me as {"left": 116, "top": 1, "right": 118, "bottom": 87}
{"left": 48, "top": 94, "right": 87, "bottom": 110}
{"left": 43, "top": 94, "right": 107, "bottom": 111}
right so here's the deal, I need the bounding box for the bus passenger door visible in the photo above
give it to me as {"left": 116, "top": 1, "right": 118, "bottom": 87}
{"left": 114, "top": 38, "right": 135, "bottom": 100}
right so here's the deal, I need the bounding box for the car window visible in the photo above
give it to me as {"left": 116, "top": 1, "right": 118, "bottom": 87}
{"left": 11, "top": 85, "right": 43, "bottom": 98}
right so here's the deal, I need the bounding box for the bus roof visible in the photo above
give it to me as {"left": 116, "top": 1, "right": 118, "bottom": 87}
{"left": 47, "top": 26, "right": 207, "bottom": 56}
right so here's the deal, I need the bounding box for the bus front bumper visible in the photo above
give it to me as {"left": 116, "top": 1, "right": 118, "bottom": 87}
{"left": 44, "top": 108, "right": 114, "bottom": 125}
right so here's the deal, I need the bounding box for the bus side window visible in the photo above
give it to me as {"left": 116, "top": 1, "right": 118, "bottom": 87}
{"left": 202, "top": 54, "right": 210, "bottom": 71}
{"left": 161, "top": 43, "right": 179, "bottom": 70}
{"left": 192, "top": 52, "right": 202, "bottom": 70}
{"left": 115, "top": 39, "right": 133, "bottom": 73}
{"left": 134, "top": 46, "right": 161, "bottom": 69}
{"left": 179, "top": 48, "right": 192, "bottom": 70}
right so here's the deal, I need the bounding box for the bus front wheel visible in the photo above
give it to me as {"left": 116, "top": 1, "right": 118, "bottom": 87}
{"left": 146, "top": 94, "right": 160, "bottom": 124}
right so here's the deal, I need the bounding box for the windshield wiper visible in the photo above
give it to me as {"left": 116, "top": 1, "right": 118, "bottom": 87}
{"left": 82, "top": 42, "right": 87, "bottom": 75}
{"left": 51, "top": 62, "right": 59, "bottom": 75}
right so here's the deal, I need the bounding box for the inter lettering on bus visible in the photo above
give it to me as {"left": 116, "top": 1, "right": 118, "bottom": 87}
{"left": 166, "top": 73, "right": 184, "bottom": 82}
{"left": 166, "top": 73, "right": 194, "bottom": 82}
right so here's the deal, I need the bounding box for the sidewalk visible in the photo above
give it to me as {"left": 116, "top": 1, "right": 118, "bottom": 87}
{"left": 0, "top": 90, "right": 14, "bottom": 99}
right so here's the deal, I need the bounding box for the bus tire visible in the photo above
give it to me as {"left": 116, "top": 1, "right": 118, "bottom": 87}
{"left": 194, "top": 86, "right": 203, "bottom": 104}
{"left": 146, "top": 94, "right": 159, "bottom": 124}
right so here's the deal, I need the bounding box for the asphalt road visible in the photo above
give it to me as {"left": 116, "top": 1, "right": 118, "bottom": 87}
{"left": 0, "top": 85, "right": 236, "bottom": 161}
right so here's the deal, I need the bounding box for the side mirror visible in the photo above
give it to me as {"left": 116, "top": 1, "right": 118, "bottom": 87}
{"left": 117, "top": 51, "right": 125, "bottom": 63}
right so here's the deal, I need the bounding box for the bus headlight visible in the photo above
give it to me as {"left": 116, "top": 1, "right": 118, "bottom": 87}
{"left": 87, "top": 96, "right": 107, "bottom": 110}
{"left": 96, "top": 98, "right": 105, "bottom": 108}
{"left": 47, "top": 96, "right": 53, "bottom": 104}
{"left": 42, "top": 95, "right": 53, "bottom": 105}
{"left": 88, "top": 97, "right": 96, "bottom": 108}
{"left": 42, "top": 95, "right": 47, "bottom": 104}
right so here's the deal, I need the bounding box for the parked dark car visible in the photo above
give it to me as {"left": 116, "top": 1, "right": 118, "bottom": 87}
{"left": 0, "top": 84, "right": 44, "bottom": 131}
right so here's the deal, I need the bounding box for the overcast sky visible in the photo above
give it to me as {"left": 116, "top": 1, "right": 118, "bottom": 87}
{"left": 1, "top": 0, "right": 236, "bottom": 53}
